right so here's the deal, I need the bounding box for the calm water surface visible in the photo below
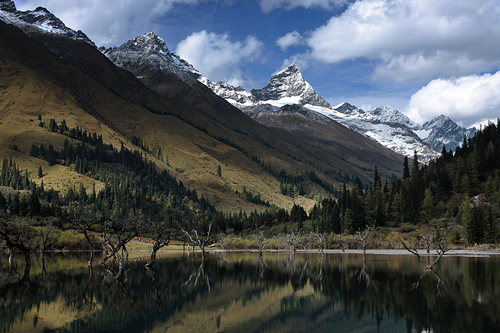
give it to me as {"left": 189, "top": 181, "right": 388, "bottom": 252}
{"left": 1, "top": 251, "right": 500, "bottom": 333}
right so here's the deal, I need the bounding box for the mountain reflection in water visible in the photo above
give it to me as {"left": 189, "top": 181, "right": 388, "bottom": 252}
{"left": 1, "top": 251, "right": 499, "bottom": 333}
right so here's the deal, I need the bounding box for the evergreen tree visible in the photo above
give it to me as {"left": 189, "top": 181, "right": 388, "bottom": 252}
{"left": 403, "top": 156, "right": 410, "bottom": 179}
{"left": 459, "top": 197, "right": 474, "bottom": 245}
{"left": 484, "top": 206, "right": 498, "bottom": 244}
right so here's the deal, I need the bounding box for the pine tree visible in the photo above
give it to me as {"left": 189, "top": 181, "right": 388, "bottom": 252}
{"left": 403, "top": 156, "right": 410, "bottom": 179}
{"left": 484, "top": 206, "right": 498, "bottom": 244}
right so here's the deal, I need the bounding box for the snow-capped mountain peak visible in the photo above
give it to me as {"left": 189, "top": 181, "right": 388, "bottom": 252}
{"left": 102, "top": 32, "right": 201, "bottom": 84}
{"left": 420, "top": 114, "right": 477, "bottom": 151}
{"left": 122, "top": 32, "right": 170, "bottom": 54}
{"left": 251, "top": 63, "right": 331, "bottom": 108}
{"left": 0, "top": 1, "right": 95, "bottom": 46}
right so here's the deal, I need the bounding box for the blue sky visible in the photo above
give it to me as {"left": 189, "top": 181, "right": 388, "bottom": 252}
{"left": 16, "top": 0, "right": 500, "bottom": 128}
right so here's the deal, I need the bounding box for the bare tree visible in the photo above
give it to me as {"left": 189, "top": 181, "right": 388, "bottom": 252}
{"left": 145, "top": 221, "right": 172, "bottom": 269}
{"left": 335, "top": 233, "right": 347, "bottom": 252}
{"left": 182, "top": 223, "right": 212, "bottom": 260}
{"left": 71, "top": 213, "right": 104, "bottom": 271}
{"left": 100, "top": 217, "right": 143, "bottom": 278}
{"left": 356, "top": 223, "right": 378, "bottom": 257}
{"left": 402, "top": 232, "right": 451, "bottom": 271}
{"left": 0, "top": 212, "right": 35, "bottom": 281}
{"left": 36, "top": 222, "right": 57, "bottom": 276}
{"left": 420, "top": 228, "right": 442, "bottom": 253}
{"left": 257, "top": 230, "right": 270, "bottom": 256}
{"left": 284, "top": 229, "right": 301, "bottom": 254}
{"left": 298, "top": 233, "right": 313, "bottom": 258}
{"left": 37, "top": 223, "right": 56, "bottom": 257}
{"left": 313, "top": 233, "right": 327, "bottom": 256}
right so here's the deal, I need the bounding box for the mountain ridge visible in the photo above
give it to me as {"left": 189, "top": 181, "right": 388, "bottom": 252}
{"left": 203, "top": 63, "right": 477, "bottom": 162}
{"left": 0, "top": 0, "right": 95, "bottom": 46}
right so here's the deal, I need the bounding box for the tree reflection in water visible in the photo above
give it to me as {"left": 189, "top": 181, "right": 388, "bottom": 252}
{"left": 1, "top": 252, "right": 500, "bottom": 333}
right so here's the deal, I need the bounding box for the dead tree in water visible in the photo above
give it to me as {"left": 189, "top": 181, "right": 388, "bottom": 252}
{"left": 182, "top": 223, "right": 212, "bottom": 260}
{"left": 402, "top": 233, "right": 450, "bottom": 271}
{"left": 100, "top": 217, "right": 143, "bottom": 278}
{"left": 36, "top": 222, "right": 57, "bottom": 276}
{"left": 314, "top": 233, "right": 327, "bottom": 256}
{"left": 145, "top": 222, "right": 172, "bottom": 269}
{"left": 71, "top": 213, "right": 104, "bottom": 274}
{"left": 356, "top": 223, "right": 378, "bottom": 256}
{"left": 257, "top": 230, "right": 270, "bottom": 256}
{"left": 284, "top": 229, "right": 301, "bottom": 254}
{"left": 0, "top": 212, "right": 35, "bottom": 281}
{"left": 298, "top": 233, "right": 313, "bottom": 258}
{"left": 335, "top": 233, "right": 347, "bottom": 252}
{"left": 403, "top": 234, "right": 451, "bottom": 296}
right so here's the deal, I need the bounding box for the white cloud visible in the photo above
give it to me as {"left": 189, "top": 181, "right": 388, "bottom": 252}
{"left": 176, "top": 30, "right": 264, "bottom": 85}
{"left": 305, "top": 0, "right": 500, "bottom": 81}
{"left": 280, "top": 52, "right": 312, "bottom": 72}
{"left": 16, "top": 0, "right": 202, "bottom": 46}
{"left": 405, "top": 72, "right": 500, "bottom": 128}
{"left": 260, "top": 0, "right": 347, "bottom": 13}
{"left": 276, "top": 31, "right": 304, "bottom": 51}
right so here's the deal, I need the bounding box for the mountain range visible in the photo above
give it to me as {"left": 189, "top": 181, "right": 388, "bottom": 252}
{"left": 0, "top": 1, "right": 475, "bottom": 212}
{"left": 102, "top": 31, "right": 476, "bottom": 163}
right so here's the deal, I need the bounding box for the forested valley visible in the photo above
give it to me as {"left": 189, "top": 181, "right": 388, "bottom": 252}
{"left": 1, "top": 118, "right": 500, "bottom": 258}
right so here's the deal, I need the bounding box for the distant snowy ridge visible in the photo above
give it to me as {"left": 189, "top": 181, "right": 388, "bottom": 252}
{"left": 199, "top": 63, "right": 476, "bottom": 163}
{"left": 200, "top": 78, "right": 258, "bottom": 105}
{"left": 0, "top": 1, "right": 95, "bottom": 46}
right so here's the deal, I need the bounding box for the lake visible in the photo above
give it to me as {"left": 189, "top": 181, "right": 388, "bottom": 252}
{"left": 1, "top": 250, "right": 500, "bottom": 333}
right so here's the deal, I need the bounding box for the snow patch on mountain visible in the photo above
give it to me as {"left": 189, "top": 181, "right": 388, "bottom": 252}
{"left": 199, "top": 78, "right": 258, "bottom": 106}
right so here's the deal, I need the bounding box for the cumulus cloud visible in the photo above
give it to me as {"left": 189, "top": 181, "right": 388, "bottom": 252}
{"left": 16, "top": 0, "right": 201, "bottom": 46}
{"left": 260, "top": 0, "right": 347, "bottom": 13}
{"left": 305, "top": 0, "right": 500, "bottom": 81}
{"left": 276, "top": 31, "right": 304, "bottom": 51}
{"left": 280, "top": 52, "right": 312, "bottom": 72}
{"left": 176, "top": 30, "right": 264, "bottom": 85}
{"left": 405, "top": 72, "right": 500, "bottom": 128}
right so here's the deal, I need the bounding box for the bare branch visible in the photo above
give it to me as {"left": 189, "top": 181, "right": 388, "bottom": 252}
{"left": 182, "top": 223, "right": 212, "bottom": 260}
